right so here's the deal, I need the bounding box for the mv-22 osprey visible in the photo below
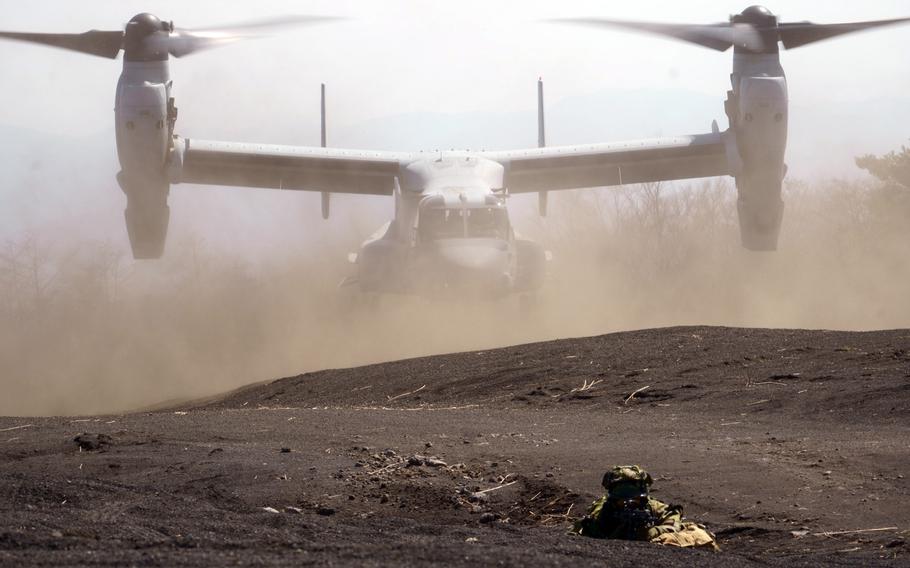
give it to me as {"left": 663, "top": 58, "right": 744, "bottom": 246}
{"left": 1, "top": 7, "right": 907, "bottom": 302}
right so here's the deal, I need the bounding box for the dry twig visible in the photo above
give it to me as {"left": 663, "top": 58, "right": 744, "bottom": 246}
{"left": 624, "top": 385, "right": 651, "bottom": 405}
{"left": 814, "top": 527, "right": 898, "bottom": 537}
{"left": 387, "top": 385, "right": 426, "bottom": 402}
{"left": 474, "top": 480, "right": 518, "bottom": 495}
{"left": 569, "top": 379, "right": 603, "bottom": 394}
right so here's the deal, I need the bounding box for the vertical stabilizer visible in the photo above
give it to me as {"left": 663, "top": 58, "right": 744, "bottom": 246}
{"left": 320, "top": 83, "right": 330, "bottom": 220}
{"left": 537, "top": 78, "right": 548, "bottom": 217}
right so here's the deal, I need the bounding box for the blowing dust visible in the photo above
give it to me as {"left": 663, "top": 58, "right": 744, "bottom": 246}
{"left": 1, "top": 177, "right": 908, "bottom": 417}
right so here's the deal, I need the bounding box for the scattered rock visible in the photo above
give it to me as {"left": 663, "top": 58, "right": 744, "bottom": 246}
{"left": 280, "top": 447, "right": 291, "bottom": 453}
{"left": 262, "top": 507, "right": 280, "bottom": 514}
{"left": 404, "top": 454, "right": 447, "bottom": 467}
{"left": 316, "top": 506, "right": 336, "bottom": 516}
{"left": 74, "top": 433, "right": 112, "bottom": 451}
{"left": 790, "top": 530, "right": 810, "bottom": 538}
{"left": 284, "top": 506, "right": 303, "bottom": 514}
{"left": 469, "top": 492, "right": 489, "bottom": 504}
{"left": 380, "top": 494, "right": 390, "bottom": 504}
{"left": 479, "top": 512, "right": 498, "bottom": 524}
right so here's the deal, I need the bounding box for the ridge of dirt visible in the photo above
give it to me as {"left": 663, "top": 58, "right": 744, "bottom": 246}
{"left": 202, "top": 326, "right": 910, "bottom": 424}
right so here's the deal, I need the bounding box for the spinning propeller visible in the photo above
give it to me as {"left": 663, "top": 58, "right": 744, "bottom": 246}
{"left": 0, "top": 13, "right": 339, "bottom": 60}
{"left": 555, "top": 5, "right": 910, "bottom": 53}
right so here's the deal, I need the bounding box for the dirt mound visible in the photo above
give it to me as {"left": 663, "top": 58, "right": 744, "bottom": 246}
{"left": 1, "top": 326, "right": 908, "bottom": 566}
{"left": 204, "top": 326, "right": 910, "bottom": 423}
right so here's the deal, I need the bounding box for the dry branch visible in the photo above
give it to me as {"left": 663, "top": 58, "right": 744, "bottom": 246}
{"left": 814, "top": 527, "right": 899, "bottom": 537}
{"left": 474, "top": 480, "right": 518, "bottom": 495}
{"left": 569, "top": 378, "right": 603, "bottom": 394}
{"left": 386, "top": 385, "right": 426, "bottom": 402}
{"left": 624, "top": 385, "right": 651, "bottom": 405}
{"left": 0, "top": 424, "right": 33, "bottom": 433}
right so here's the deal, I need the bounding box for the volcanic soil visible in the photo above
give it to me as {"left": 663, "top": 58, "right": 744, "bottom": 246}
{"left": 1, "top": 326, "right": 908, "bottom": 566}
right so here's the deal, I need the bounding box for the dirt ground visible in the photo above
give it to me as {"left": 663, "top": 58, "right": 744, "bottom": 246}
{"left": 0, "top": 326, "right": 907, "bottom": 566}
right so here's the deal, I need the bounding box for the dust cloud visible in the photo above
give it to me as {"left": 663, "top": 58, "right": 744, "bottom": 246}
{"left": 1, "top": 177, "right": 908, "bottom": 417}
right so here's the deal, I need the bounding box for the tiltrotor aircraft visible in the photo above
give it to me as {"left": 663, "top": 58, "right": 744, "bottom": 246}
{"left": 1, "top": 7, "right": 907, "bottom": 301}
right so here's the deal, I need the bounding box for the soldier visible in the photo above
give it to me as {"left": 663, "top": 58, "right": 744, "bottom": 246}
{"left": 571, "top": 465, "right": 719, "bottom": 551}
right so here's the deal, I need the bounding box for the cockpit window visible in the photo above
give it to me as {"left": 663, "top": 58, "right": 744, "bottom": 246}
{"left": 419, "top": 207, "right": 509, "bottom": 240}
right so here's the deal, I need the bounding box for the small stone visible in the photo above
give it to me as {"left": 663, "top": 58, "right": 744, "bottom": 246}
{"left": 424, "top": 457, "right": 447, "bottom": 468}
{"left": 469, "top": 492, "right": 489, "bottom": 504}
{"left": 380, "top": 494, "right": 390, "bottom": 504}
{"left": 279, "top": 447, "right": 291, "bottom": 453}
{"left": 262, "top": 507, "right": 280, "bottom": 514}
{"left": 479, "top": 512, "right": 497, "bottom": 524}
{"left": 424, "top": 442, "right": 433, "bottom": 448}
{"left": 74, "top": 433, "right": 112, "bottom": 451}
{"left": 316, "top": 506, "right": 336, "bottom": 516}
{"left": 823, "top": 471, "right": 832, "bottom": 476}
{"left": 465, "top": 537, "right": 478, "bottom": 543}
{"left": 407, "top": 455, "right": 424, "bottom": 467}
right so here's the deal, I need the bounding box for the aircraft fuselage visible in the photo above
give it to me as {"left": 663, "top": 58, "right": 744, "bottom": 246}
{"left": 354, "top": 153, "right": 545, "bottom": 298}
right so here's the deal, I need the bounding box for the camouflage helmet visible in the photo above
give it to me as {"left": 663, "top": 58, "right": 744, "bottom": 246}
{"left": 602, "top": 465, "right": 653, "bottom": 498}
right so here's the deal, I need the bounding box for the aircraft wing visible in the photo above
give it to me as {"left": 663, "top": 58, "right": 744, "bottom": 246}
{"left": 171, "top": 138, "right": 410, "bottom": 196}
{"left": 482, "top": 132, "right": 733, "bottom": 193}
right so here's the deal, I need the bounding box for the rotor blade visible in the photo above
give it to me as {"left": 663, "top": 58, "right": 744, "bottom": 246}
{"left": 0, "top": 30, "right": 123, "bottom": 58}
{"left": 551, "top": 18, "right": 765, "bottom": 52}
{"left": 156, "top": 15, "right": 343, "bottom": 58}
{"left": 777, "top": 17, "right": 910, "bottom": 49}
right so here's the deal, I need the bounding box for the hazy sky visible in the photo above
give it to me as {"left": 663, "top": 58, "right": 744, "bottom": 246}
{"left": 1, "top": 1, "right": 909, "bottom": 138}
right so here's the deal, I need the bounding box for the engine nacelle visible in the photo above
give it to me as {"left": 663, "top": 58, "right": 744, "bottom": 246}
{"left": 115, "top": 61, "right": 172, "bottom": 259}
{"left": 729, "top": 72, "right": 789, "bottom": 251}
